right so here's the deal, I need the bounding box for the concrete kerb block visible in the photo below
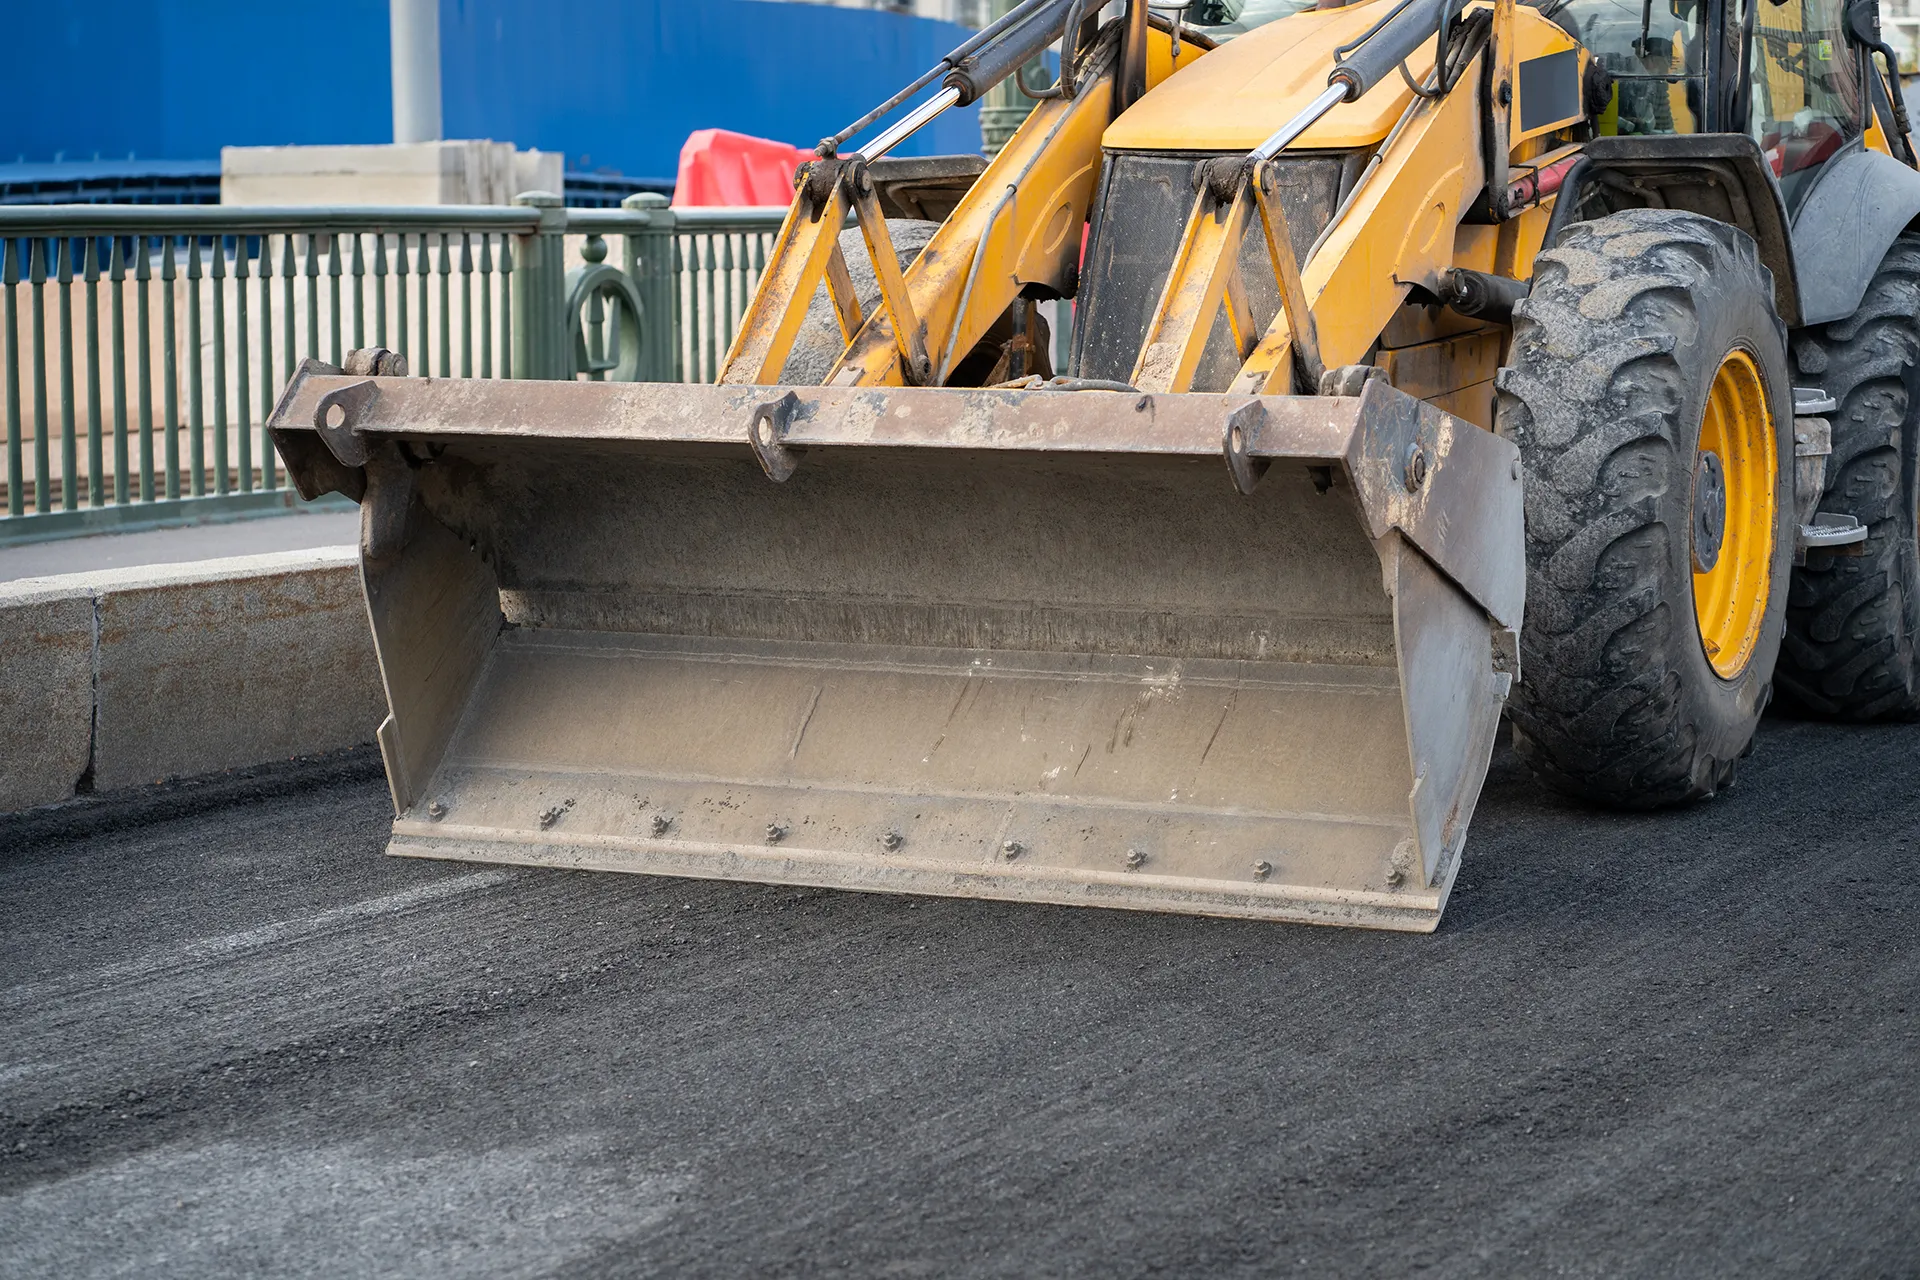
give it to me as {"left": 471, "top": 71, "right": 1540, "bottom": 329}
{"left": 0, "top": 579, "right": 97, "bottom": 811}
{"left": 0, "top": 548, "right": 386, "bottom": 810}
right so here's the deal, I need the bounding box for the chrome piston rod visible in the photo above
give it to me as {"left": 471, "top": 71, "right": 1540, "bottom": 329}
{"left": 858, "top": 85, "right": 965, "bottom": 162}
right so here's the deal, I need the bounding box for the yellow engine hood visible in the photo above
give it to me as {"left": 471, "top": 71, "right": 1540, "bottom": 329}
{"left": 1105, "top": 0, "right": 1431, "bottom": 153}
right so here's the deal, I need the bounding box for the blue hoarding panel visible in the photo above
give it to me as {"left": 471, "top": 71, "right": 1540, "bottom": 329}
{"left": 0, "top": 0, "right": 393, "bottom": 164}
{"left": 1, "top": 0, "right": 981, "bottom": 182}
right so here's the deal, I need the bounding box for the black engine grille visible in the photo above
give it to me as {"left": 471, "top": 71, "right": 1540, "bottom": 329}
{"left": 1073, "top": 151, "right": 1353, "bottom": 389}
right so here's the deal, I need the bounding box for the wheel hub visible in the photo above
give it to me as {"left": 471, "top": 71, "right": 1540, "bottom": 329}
{"left": 1691, "top": 349, "right": 1777, "bottom": 678}
{"left": 1692, "top": 450, "right": 1727, "bottom": 573}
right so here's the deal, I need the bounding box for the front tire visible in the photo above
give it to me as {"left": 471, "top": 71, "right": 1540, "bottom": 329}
{"left": 1495, "top": 208, "right": 1796, "bottom": 806}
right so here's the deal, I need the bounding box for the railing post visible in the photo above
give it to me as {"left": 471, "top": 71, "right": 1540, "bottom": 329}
{"left": 621, "top": 192, "right": 676, "bottom": 383}
{"left": 511, "top": 191, "right": 567, "bottom": 380}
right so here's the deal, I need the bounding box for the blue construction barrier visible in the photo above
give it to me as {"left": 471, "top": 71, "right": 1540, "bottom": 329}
{"left": 2, "top": 0, "right": 984, "bottom": 187}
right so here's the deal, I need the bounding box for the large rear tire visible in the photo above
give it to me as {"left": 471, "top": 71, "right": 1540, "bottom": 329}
{"left": 1777, "top": 237, "right": 1920, "bottom": 718}
{"left": 1495, "top": 208, "right": 1796, "bottom": 806}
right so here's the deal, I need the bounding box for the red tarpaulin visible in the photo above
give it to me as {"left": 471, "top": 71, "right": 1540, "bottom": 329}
{"left": 674, "top": 128, "right": 809, "bottom": 206}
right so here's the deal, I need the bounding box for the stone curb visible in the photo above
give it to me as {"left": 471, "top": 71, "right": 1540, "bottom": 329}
{"left": 1, "top": 547, "right": 384, "bottom": 812}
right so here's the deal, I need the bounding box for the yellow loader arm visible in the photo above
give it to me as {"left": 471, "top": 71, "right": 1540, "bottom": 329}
{"left": 1129, "top": 0, "right": 1588, "bottom": 402}
{"left": 720, "top": 18, "right": 1201, "bottom": 389}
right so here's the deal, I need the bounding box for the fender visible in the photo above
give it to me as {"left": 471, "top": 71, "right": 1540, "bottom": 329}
{"left": 1544, "top": 135, "right": 1801, "bottom": 325}
{"left": 1789, "top": 145, "right": 1920, "bottom": 325}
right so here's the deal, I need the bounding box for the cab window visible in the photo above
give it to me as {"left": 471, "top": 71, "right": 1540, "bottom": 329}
{"left": 1747, "top": 0, "right": 1863, "bottom": 201}
{"left": 1532, "top": 0, "right": 1709, "bottom": 135}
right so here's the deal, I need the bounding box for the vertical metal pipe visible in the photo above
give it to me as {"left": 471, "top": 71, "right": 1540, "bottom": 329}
{"left": 437, "top": 232, "right": 452, "bottom": 377}
{"left": 672, "top": 236, "right": 686, "bottom": 383}
{"left": 57, "top": 237, "right": 77, "bottom": 511}
{"left": 304, "top": 233, "right": 320, "bottom": 361}
{"left": 3, "top": 239, "right": 19, "bottom": 516}
{"left": 328, "top": 233, "right": 343, "bottom": 366}
{"left": 350, "top": 234, "right": 365, "bottom": 351}
{"left": 415, "top": 232, "right": 430, "bottom": 375}
{"left": 235, "top": 238, "right": 252, "bottom": 494}
{"left": 373, "top": 233, "right": 389, "bottom": 348}
{"left": 161, "top": 237, "right": 180, "bottom": 500}
{"left": 257, "top": 236, "right": 276, "bottom": 490}
{"left": 478, "top": 233, "right": 494, "bottom": 378}
{"left": 273, "top": 235, "right": 293, "bottom": 489}
{"left": 186, "top": 237, "right": 205, "bottom": 497}
{"left": 84, "top": 238, "right": 102, "bottom": 508}
{"left": 281, "top": 233, "right": 297, "bottom": 390}
{"left": 210, "top": 237, "right": 228, "bottom": 495}
{"left": 459, "top": 232, "right": 473, "bottom": 378}
{"left": 737, "top": 233, "right": 753, "bottom": 339}
{"left": 390, "top": 0, "right": 443, "bottom": 144}
{"left": 720, "top": 233, "right": 738, "bottom": 365}
{"left": 30, "top": 238, "right": 49, "bottom": 512}
{"left": 109, "top": 237, "right": 127, "bottom": 506}
{"left": 394, "top": 234, "right": 410, "bottom": 369}
{"left": 136, "top": 237, "right": 154, "bottom": 502}
{"left": 499, "top": 236, "right": 513, "bottom": 379}
{"left": 701, "top": 235, "right": 718, "bottom": 384}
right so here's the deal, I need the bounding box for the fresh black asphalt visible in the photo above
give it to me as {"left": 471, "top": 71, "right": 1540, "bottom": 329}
{"left": 2, "top": 716, "right": 1916, "bottom": 1277}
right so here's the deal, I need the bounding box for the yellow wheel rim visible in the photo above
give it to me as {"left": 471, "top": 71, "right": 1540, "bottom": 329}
{"left": 1690, "top": 349, "right": 1777, "bottom": 680}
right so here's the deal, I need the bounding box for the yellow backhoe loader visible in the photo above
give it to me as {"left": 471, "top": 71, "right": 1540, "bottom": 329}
{"left": 271, "top": 0, "right": 1920, "bottom": 929}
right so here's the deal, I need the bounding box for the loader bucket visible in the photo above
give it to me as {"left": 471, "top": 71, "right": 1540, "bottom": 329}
{"left": 270, "top": 368, "right": 1522, "bottom": 931}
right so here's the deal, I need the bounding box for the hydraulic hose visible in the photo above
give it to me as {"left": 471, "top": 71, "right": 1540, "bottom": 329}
{"left": 1251, "top": 0, "right": 1465, "bottom": 164}
{"left": 943, "top": 0, "right": 1080, "bottom": 106}
{"left": 1328, "top": 0, "right": 1465, "bottom": 101}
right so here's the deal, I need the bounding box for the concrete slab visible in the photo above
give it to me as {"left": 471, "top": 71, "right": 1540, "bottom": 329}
{"left": 1, "top": 549, "right": 386, "bottom": 809}
{"left": 0, "top": 580, "right": 96, "bottom": 811}
{"left": 87, "top": 551, "right": 385, "bottom": 792}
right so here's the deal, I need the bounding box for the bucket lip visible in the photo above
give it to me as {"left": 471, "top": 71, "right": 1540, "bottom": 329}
{"left": 269, "top": 363, "right": 1371, "bottom": 462}
{"left": 386, "top": 828, "right": 1452, "bottom": 931}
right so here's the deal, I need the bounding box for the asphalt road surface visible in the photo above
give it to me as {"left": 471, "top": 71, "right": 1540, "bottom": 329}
{"left": 2, "top": 716, "right": 1916, "bottom": 1278}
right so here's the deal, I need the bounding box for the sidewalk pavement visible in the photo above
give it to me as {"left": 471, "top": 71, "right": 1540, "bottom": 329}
{"left": 0, "top": 511, "right": 360, "bottom": 583}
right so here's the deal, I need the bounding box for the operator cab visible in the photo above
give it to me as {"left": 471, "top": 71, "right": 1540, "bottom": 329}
{"left": 1196, "top": 0, "right": 1875, "bottom": 208}
{"left": 1540, "top": 0, "right": 1864, "bottom": 203}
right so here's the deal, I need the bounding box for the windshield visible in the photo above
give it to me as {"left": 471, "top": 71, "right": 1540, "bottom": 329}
{"left": 1184, "top": 0, "right": 1321, "bottom": 40}
{"left": 1532, "top": 0, "right": 1709, "bottom": 133}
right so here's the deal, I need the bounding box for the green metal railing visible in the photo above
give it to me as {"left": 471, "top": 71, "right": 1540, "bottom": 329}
{"left": 0, "top": 193, "right": 789, "bottom": 541}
